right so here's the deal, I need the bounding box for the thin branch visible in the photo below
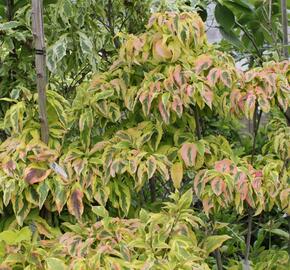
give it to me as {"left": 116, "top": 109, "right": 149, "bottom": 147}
{"left": 96, "top": 17, "right": 111, "bottom": 32}
{"left": 194, "top": 106, "right": 202, "bottom": 140}
{"left": 235, "top": 21, "right": 263, "bottom": 62}
{"left": 251, "top": 107, "right": 262, "bottom": 164}
{"left": 149, "top": 177, "right": 156, "bottom": 203}
{"left": 214, "top": 249, "right": 223, "bottom": 270}
{"left": 244, "top": 208, "right": 253, "bottom": 269}
{"left": 67, "top": 63, "right": 90, "bottom": 91}
{"left": 118, "top": 10, "right": 132, "bottom": 32}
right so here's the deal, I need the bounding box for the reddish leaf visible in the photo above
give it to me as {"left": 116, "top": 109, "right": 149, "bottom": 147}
{"left": 2, "top": 159, "right": 16, "bottom": 176}
{"left": 158, "top": 94, "right": 170, "bottom": 124}
{"left": 244, "top": 91, "right": 256, "bottom": 119}
{"left": 181, "top": 143, "right": 197, "bottom": 167}
{"left": 72, "top": 158, "right": 86, "bottom": 176}
{"left": 200, "top": 85, "right": 213, "bottom": 109}
{"left": 172, "top": 95, "right": 183, "bottom": 117}
{"left": 24, "top": 166, "right": 51, "bottom": 185}
{"left": 173, "top": 65, "right": 183, "bottom": 86}
{"left": 195, "top": 55, "right": 212, "bottom": 74}
{"left": 68, "top": 188, "right": 84, "bottom": 220}
{"left": 214, "top": 159, "right": 236, "bottom": 174}
{"left": 193, "top": 169, "right": 206, "bottom": 196}
{"left": 236, "top": 172, "right": 248, "bottom": 200}
{"left": 154, "top": 38, "right": 172, "bottom": 59}
{"left": 207, "top": 68, "right": 221, "bottom": 86}
{"left": 211, "top": 177, "right": 224, "bottom": 196}
{"left": 203, "top": 197, "right": 214, "bottom": 214}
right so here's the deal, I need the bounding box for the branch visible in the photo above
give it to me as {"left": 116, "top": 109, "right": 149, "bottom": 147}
{"left": 194, "top": 106, "right": 202, "bottom": 140}
{"left": 235, "top": 21, "right": 263, "bottom": 63}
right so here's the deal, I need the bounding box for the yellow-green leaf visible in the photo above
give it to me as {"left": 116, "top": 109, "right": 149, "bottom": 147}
{"left": 170, "top": 162, "right": 183, "bottom": 189}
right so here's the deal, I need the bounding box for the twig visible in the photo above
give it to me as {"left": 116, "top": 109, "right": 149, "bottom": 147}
{"left": 235, "top": 21, "right": 263, "bottom": 63}
{"left": 149, "top": 177, "right": 156, "bottom": 203}
{"left": 194, "top": 106, "right": 202, "bottom": 140}
{"left": 244, "top": 208, "right": 253, "bottom": 269}
{"left": 251, "top": 107, "right": 262, "bottom": 164}
{"left": 214, "top": 249, "right": 223, "bottom": 270}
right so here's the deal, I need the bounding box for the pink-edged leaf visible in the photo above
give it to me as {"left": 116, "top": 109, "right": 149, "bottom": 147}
{"left": 245, "top": 192, "right": 255, "bottom": 208}
{"left": 186, "top": 85, "right": 194, "bottom": 96}
{"left": 236, "top": 172, "right": 248, "bottom": 200}
{"left": 252, "top": 170, "right": 262, "bottom": 191}
{"left": 211, "top": 177, "right": 225, "bottom": 196}
{"left": 110, "top": 159, "right": 123, "bottom": 177}
{"left": 139, "top": 89, "right": 155, "bottom": 116}
{"left": 245, "top": 71, "right": 256, "bottom": 82}
{"left": 133, "top": 36, "right": 146, "bottom": 51}
{"left": 128, "top": 158, "right": 138, "bottom": 175}
{"left": 220, "top": 70, "right": 232, "bottom": 88}
{"left": 280, "top": 188, "right": 290, "bottom": 209}
{"left": 72, "top": 158, "right": 86, "bottom": 176}
{"left": 146, "top": 156, "right": 157, "bottom": 179}
{"left": 195, "top": 54, "right": 213, "bottom": 74}
{"left": 214, "top": 159, "right": 236, "bottom": 174}
{"left": 200, "top": 85, "right": 213, "bottom": 109}
{"left": 207, "top": 68, "right": 221, "bottom": 86}
{"left": 258, "top": 96, "right": 270, "bottom": 113}
{"left": 24, "top": 166, "right": 51, "bottom": 185}
{"left": 172, "top": 95, "right": 183, "bottom": 117}
{"left": 2, "top": 159, "right": 16, "bottom": 176}
{"left": 67, "top": 187, "right": 84, "bottom": 220}
{"left": 158, "top": 94, "right": 170, "bottom": 124}
{"left": 154, "top": 39, "right": 172, "bottom": 59}
{"left": 194, "top": 169, "right": 206, "bottom": 196}
{"left": 244, "top": 91, "right": 256, "bottom": 119}
{"left": 173, "top": 65, "right": 183, "bottom": 86}
{"left": 203, "top": 197, "right": 214, "bottom": 214}
{"left": 230, "top": 89, "right": 242, "bottom": 113}
{"left": 180, "top": 143, "right": 198, "bottom": 167}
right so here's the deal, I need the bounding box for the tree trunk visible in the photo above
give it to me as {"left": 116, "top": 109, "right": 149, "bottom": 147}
{"left": 31, "top": 0, "right": 49, "bottom": 144}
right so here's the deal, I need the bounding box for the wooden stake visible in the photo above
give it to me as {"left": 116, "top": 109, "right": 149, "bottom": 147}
{"left": 31, "top": 0, "right": 49, "bottom": 144}
{"left": 281, "top": 0, "right": 289, "bottom": 59}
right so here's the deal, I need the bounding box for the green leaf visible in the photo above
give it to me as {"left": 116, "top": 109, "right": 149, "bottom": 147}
{"left": 92, "top": 205, "right": 109, "bottom": 218}
{"left": 0, "top": 227, "right": 32, "bottom": 245}
{"left": 78, "top": 32, "right": 93, "bottom": 54}
{"left": 204, "top": 235, "right": 231, "bottom": 255}
{"left": 220, "top": 28, "right": 244, "bottom": 49}
{"left": 215, "top": 4, "right": 235, "bottom": 29}
{"left": 267, "top": 229, "right": 289, "bottom": 240}
{"left": 0, "top": 21, "right": 20, "bottom": 30}
{"left": 46, "top": 257, "right": 67, "bottom": 270}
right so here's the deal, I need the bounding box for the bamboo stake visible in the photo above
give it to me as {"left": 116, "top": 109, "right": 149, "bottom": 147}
{"left": 31, "top": 0, "right": 49, "bottom": 144}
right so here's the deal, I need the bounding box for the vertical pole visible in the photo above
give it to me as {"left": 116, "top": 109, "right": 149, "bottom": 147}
{"left": 281, "top": 0, "right": 289, "bottom": 59}
{"left": 31, "top": 0, "right": 49, "bottom": 144}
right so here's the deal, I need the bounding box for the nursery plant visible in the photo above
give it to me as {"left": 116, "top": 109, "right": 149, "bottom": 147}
{"left": 0, "top": 7, "right": 289, "bottom": 270}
